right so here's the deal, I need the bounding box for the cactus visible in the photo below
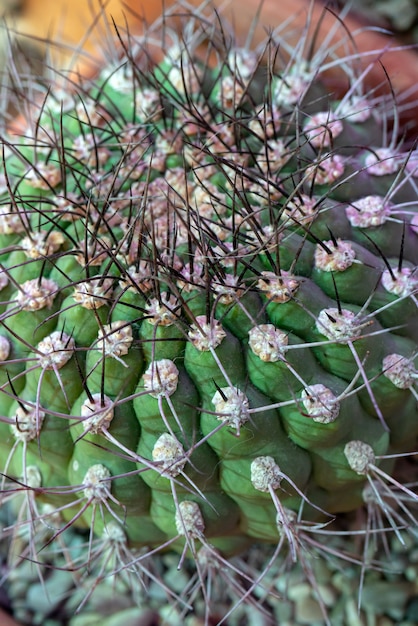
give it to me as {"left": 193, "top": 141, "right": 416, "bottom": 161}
{"left": 0, "top": 1, "right": 417, "bottom": 624}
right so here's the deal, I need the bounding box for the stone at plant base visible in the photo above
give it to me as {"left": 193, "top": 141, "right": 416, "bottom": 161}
{"left": 70, "top": 608, "right": 159, "bottom": 626}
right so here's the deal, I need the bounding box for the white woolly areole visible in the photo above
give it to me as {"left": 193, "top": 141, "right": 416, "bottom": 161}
{"left": 24, "top": 465, "right": 42, "bottom": 489}
{"left": 211, "top": 241, "right": 250, "bottom": 269}
{"left": 175, "top": 500, "right": 205, "bottom": 538}
{"left": 337, "top": 96, "right": 371, "bottom": 123}
{"left": 381, "top": 267, "right": 418, "bottom": 297}
{"left": 277, "top": 507, "right": 297, "bottom": 532}
{"left": 166, "top": 63, "right": 202, "bottom": 96}
{"left": 72, "top": 135, "right": 109, "bottom": 165}
{"left": 188, "top": 315, "right": 226, "bottom": 351}
{"left": 305, "top": 154, "right": 344, "bottom": 185}
{"left": 82, "top": 464, "right": 111, "bottom": 502}
{"left": 20, "top": 230, "right": 65, "bottom": 259}
{"left": 0, "top": 271, "right": 8, "bottom": 291}
{"left": 249, "top": 103, "right": 281, "bottom": 139}
{"left": 411, "top": 214, "right": 418, "bottom": 235}
{"left": 102, "top": 521, "right": 126, "bottom": 543}
{"left": 274, "top": 71, "right": 310, "bottom": 105}
{"left": 0, "top": 206, "right": 29, "bottom": 235}
{"left": 344, "top": 440, "right": 375, "bottom": 475}
{"left": 40, "top": 503, "right": 62, "bottom": 528}
{"left": 177, "top": 265, "right": 205, "bottom": 293}
{"left": 301, "top": 384, "right": 340, "bottom": 423}
{"left": 346, "top": 196, "right": 391, "bottom": 227}
{"left": 314, "top": 240, "right": 356, "bottom": 272}
{"left": 246, "top": 224, "right": 282, "bottom": 254}
{"left": 383, "top": 353, "right": 416, "bottom": 389}
{"left": 0, "top": 335, "right": 10, "bottom": 361}
{"left": 364, "top": 148, "right": 402, "bottom": 176}
{"left": 75, "top": 99, "right": 103, "bottom": 125}
{"left": 213, "top": 274, "right": 244, "bottom": 305}
{"left": 119, "top": 263, "right": 153, "bottom": 294}
{"left": 196, "top": 545, "right": 221, "bottom": 567}
{"left": 245, "top": 176, "right": 282, "bottom": 202}
{"left": 134, "top": 87, "right": 162, "bottom": 120}
{"left": 81, "top": 393, "right": 114, "bottom": 434}
{"left": 37, "top": 331, "right": 75, "bottom": 370}
{"left": 43, "top": 90, "right": 75, "bottom": 115}
{"left": 16, "top": 278, "right": 58, "bottom": 311}
{"left": 215, "top": 75, "right": 246, "bottom": 108}
{"left": 10, "top": 406, "right": 45, "bottom": 442}
{"left": 248, "top": 324, "right": 288, "bottom": 362}
{"left": 25, "top": 161, "right": 62, "bottom": 189}
{"left": 145, "top": 293, "right": 179, "bottom": 326}
{"left": 316, "top": 308, "right": 363, "bottom": 343}
{"left": 75, "top": 236, "right": 112, "bottom": 267}
{"left": 101, "top": 63, "right": 134, "bottom": 93}
{"left": 227, "top": 47, "right": 258, "bottom": 78}
{"left": 143, "top": 359, "right": 179, "bottom": 398}
{"left": 280, "top": 194, "right": 317, "bottom": 226}
{"left": 73, "top": 278, "right": 113, "bottom": 310}
{"left": 152, "top": 433, "right": 186, "bottom": 478}
{"left": 97, "top": 321, "right": 133, "bottom": 359}
{"left": 251, "top": 456, "right": 282, "bottom": 492}
{"left": 303, "top": 111, "right": 343, "bottom": 148}
{"left": 258, "top": 139, "right": 288, "bottom": 173}
{"left": 211, "top": 387, "right": 250, "bottom": 432}
{"left": 163, "top": 43, "right": 203, "bottom": 94}
{"left": 257, "top": 271, "right": 300, "bottom": 303}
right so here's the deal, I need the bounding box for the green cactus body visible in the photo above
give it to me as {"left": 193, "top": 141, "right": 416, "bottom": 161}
{"left": 221, "top": 456, "right": 318, "bottom": 540}
{"left": 214, "top": 288, "right": 267, "bottom": 339}
{"left": 138, "top": 294, "right": 186, "bottom": 362}
{"left": 57, "top": 282, "right": 113, "bottom": 346}
{"left": 259, "top": 274, "right": 333, "bottom": 337}
{"left": 183, "top": 317, "right": 247, "bottom": 402}
{"left": 310, "top": 239, "right": 385, "bottom": 304}
{"left": 110, "top": 280, "right": 148, "bottom": 324}
{"left": 245, "top": 324, "right": 318, "bottom": 400}
{"left": 85, "top": 321, "right": 143, "bottom": 398}
{"left": 23, "top": 331, "right": 84, "bottom": 409}
{"left": 5, "top": 394, "right": 74, "bottom": 488}
{"left": 278, "top": 374, "right": 362, "bottom": 451}
{"left": 136, "top": 429, "right": 220, "bottom": 496}
{"left": 310, "top": 416, "right": 390, "bottom": 491}
{"left": 2, "top": 278, "right": 61, "bottom": 355}
{"left": 199, "top": 383, "right": 292, "bottom": 458}
{"left": 0, "top": 4, "right": 416, "bottom": 624}
{"left": 0, "top": 335, "right": 26, "bottom": 413}
{"left": 133, "top": 359, "right": 199, "bottom": 438}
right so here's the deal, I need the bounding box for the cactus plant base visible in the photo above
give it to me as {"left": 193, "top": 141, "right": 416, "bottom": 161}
{"left": 1, "top": 491, "right": 417, "bottom": 626}
{"left": 0, "top": 1, "right": 417, "bottom": 625}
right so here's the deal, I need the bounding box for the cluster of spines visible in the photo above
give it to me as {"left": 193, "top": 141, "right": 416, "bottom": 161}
{"left": 0, "top": 3, "right": 417, "bottom": 624}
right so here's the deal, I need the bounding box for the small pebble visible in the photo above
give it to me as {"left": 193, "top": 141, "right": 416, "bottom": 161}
{"left": 287, "top": 582, "right": 311, "bottom": 602}
{"left": 316, "top": 583, "right": 337, "bottom": 607}
{"left": 360, "top": 581, "right": 412, "bottom": 615}
{"left": 294, "top": 594, "right": 325, "bottom": 624}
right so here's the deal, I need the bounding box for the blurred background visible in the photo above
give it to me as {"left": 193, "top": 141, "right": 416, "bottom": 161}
{"left": 348, "top": 0, "right": 418, "bottom": 37}
{"left": 0, "top": 0, "right": 416, "bottom": 130}
{"left": 2, "top": 0, "right": 418, "bottom": 79}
